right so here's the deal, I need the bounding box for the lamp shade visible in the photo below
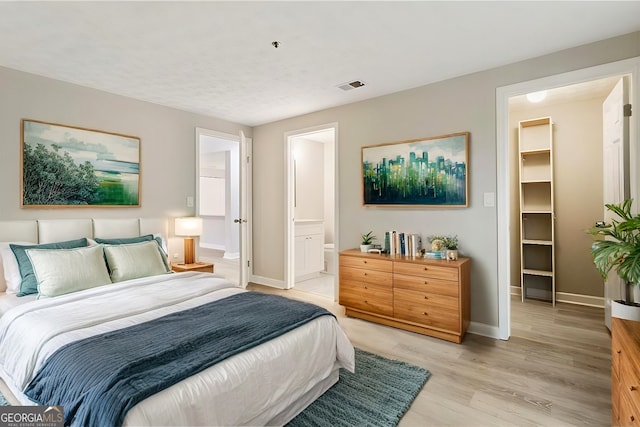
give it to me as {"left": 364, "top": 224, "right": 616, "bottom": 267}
{"left": 175, "top": 217, "right": 203, "bottom": 237}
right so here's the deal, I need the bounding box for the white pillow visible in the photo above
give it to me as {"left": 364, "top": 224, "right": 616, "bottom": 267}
{"left": 26, "top": 245, "right": 112, "bottom": 298}
{"left": 103, "top": 241, "right": 170, "bottom": 283}
{"left": 1, "top": 242, "right": 34, "bottom": 294}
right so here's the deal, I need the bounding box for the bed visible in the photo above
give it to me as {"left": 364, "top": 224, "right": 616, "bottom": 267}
{"left": 0, "top": 218, "right": 354, "bottom": 426}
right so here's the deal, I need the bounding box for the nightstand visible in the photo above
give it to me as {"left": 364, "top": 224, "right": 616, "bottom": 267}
{"left": 171, "top": 262, "right": 214, "bottom": 273}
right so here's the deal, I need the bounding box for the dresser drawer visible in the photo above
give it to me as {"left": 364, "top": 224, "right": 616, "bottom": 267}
{"left": 621, "top": 356, "right": 640, "bottom": 407}
{"left": 339, "top": 280, "right": 393, "bottom": 316}
{"left": 619, "top": 390, "right": 640, "bottom": 427}
{"left": 394, "top": 273, "right": 459, "bottom": 297}
{"left": 613, "top": 369, "right": 620, "bottom": 426}
{"left": 340, "top": 255, "right": 393, "bottom": 273}
{"left": 613, "top": 331, "right": 622, "bottom": 379}
{"left": 393, "top": 288, "right": 459, "bottom": 331}
{"left": 394, "top": 261, "right": 458, "bottom": 281}
{"left": 340, "top": 266, "right": 393, "bottom": 287}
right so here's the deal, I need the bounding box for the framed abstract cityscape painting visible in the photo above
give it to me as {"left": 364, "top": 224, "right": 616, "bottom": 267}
{"left": 362, "top": 132, "right": 469, "bottom": 207}
{"left": 21, "top": 119, "right": 141, "bottom": 208}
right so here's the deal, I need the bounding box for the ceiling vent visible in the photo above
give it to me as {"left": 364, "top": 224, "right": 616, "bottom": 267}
{"left": 337, "top": 80, "right": 366, "bottom": 91}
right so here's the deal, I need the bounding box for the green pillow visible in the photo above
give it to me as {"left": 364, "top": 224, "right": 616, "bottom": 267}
{"left": 11, "top": 238, "right": 89, "bottom": 297}
{"left": 95, "top": 235, "right": 169, "bottom": 271}
{"left": 94, "top": 235, "right": 154, "bottom": 245}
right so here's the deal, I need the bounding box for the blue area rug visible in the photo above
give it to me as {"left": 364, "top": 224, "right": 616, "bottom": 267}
{"left": 0, "top": 348, "right": 430, "bottom": 427}
{"left": 287, "top": 348, "right": 431, "bottom": 427}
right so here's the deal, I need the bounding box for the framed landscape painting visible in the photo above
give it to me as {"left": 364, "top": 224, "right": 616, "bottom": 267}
{"left": 362, "top": 132, "right": 469, "bottom": 207}
{"left": 21, "top": 119, "right": 141, "bottom": 208}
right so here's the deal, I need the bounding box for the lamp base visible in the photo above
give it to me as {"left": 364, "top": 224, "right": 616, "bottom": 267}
{"left": 184, "top": 237, "right": 196, "bottom": 265}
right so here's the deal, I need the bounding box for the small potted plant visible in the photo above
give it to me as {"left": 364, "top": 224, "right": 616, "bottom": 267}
{"left": 442, "top": 235, "right": 459, "bottom": 260}
{"left": 427, "top": 234, "right": 458, "bottom": 259}
{"left": 360, "top": 231, "right": 376, "bottom": 252}
{"left": 589, "top": 199, "right": 640, "bottom": 320}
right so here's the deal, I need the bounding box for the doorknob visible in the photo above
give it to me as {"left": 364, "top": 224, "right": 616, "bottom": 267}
{"left": 233, "top": 218, "right": 247, "bottom": 223}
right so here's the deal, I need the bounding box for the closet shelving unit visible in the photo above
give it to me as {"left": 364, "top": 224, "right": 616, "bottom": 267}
{"left": 518, "top": 117, "right": 555, "bottom": 305}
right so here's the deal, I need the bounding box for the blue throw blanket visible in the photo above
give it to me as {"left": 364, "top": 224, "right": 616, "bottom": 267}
{"left": 24, "top": 291, "right": 334, "bottom": 427}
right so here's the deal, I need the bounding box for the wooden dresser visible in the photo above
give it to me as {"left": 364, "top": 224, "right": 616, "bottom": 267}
{"left": 612, "top": 317, "right": 640, "bottom": 426}
{"left": 339, "top": 249, "right": 470, "bottom": 343}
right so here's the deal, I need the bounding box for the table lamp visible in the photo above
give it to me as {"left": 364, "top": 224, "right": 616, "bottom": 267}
{"left": 175, "top": 217, "right": 203, "bottom": 265}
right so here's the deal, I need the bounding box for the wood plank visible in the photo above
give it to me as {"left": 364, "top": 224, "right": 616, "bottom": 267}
{"left": 245, "top": 286, "right": 611, "bottom": 426}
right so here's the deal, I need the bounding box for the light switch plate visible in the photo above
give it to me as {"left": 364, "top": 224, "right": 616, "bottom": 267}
{"left": 483, "top": 192, "right": 495, "bottom": 207}
{"left": 187, "top": 196, "right": 194, "bottom": 207}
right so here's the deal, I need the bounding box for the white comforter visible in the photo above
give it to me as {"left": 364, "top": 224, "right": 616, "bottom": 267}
{"left": 0, "top": 272, "right": 355, "bottom": 426}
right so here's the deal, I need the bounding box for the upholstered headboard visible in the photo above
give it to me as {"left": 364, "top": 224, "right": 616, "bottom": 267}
{"left": 0, "top": 218, "right": 175, "bottom": 292}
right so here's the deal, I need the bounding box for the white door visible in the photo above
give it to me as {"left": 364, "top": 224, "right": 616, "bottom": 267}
{"left": 602, "top": 76, "right": 630, "bottom": 329}
{"left": 196, "top": 128, "right": 251, "bottom": 289}
{"left": 238, "top": 131, "right": 250, "bottom": 288}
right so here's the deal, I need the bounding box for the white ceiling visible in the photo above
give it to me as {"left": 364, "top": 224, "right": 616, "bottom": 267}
{"left": 1, "top": 1, "right": 639, "bottom": 126}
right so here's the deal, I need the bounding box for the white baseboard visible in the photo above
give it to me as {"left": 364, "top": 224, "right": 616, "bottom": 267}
{"left": 249, "top": 274, "right": 286, "bottom": 289}
{"left": 200, "top": 243, "right": 225, "bottom": 251}
{"left": 223, "top": 252, "right": 239, "bottom": 260}
{"left": 556, "top": 292, "right": 604, "bottom": 308}
{"left": 510, "top": 285, "right": 604, "bottom": 308}
{"left": 467, "top": 321, "right": 501, "bottom": 339}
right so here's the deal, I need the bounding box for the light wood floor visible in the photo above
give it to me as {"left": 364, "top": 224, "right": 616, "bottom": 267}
{"left": 248, "top": 285, "right": 611, "bottom": 427}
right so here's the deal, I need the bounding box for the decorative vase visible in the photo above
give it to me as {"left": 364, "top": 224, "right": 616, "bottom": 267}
{"left": 446, "top": 249, "right": 458, "bottom": 261}
{"left": 612, "top": 300, "right": 640, "bottom": 322}
{"left": 360, "top": 244, "right": 373, "bottom": 253}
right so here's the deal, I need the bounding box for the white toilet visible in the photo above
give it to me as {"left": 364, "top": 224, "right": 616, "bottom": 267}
{"left": 323, "top": 243, "right": 336, "bottom": 275}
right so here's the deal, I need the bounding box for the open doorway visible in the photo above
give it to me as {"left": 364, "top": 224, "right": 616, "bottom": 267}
{"left": 285, "top": 124, "right": 338, "bottom": 300}
{"left": 496, "top": 57, "right": 640, "bottom": 340}
{"left": 196, "top": 128, "right": 252, "bottom": 287}
{"left": 508, "top": 76, "right": 628, "bottom": 335}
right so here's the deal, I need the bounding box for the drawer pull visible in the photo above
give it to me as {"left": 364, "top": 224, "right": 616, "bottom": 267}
{"left": 631, "top": 385, "right": 638, "bottom": 391}
{"left": 617, "top": 349, "right": 622, "bottom": 354}
{"left": 363, "top": 260, "right": 367, "bottom": 264}
{"left": 424, "top": 281, "right": 429, "bottom": 285}
{"left": 424, "top": 296, "right": 429, "bottom": 300}
{"left": 423, "top": 267, "right": 428, "bottom": 271}
{"left": 631, "top": 415, "right": 635, "bottom": 422}
{"left": 364, "top": 286, "right": 368, "bottom": 290}
{"left": 423, "top": 312, "right": 428, "bottom": 316}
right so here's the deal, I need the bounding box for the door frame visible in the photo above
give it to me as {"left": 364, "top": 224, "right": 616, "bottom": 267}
{"left": 284, "top": 122, "right": 339, "bottom": 294}
{"left": 496, "top": 56, "right": 640, "bottom": 340}
{"left": 195, "top": 127, "right": 252, "bottom": 288}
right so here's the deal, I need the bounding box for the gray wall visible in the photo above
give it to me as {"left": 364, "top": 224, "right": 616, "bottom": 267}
{"left": 252, "top": 32, "right": 640, "bottom": 328}
{"left": 510, "top": 97, "right": 607, "bottom": 298}
{"left": 0, "top": 66, "right": 251, "bottom": 259}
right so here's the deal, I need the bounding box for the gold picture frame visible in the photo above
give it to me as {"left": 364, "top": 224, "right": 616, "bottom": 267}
{"left": 362, "top": 132, "right": 469, "bottom": 207}
{"left": 21, "top": 119, "right": 141, "bottom": 208}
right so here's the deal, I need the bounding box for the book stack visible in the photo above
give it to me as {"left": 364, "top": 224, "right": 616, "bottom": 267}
{"left": 384, "top": 231, "right": 422, "bottom": 257}
{"left": 423, "top": 250, "right": 445, "bottom": 259}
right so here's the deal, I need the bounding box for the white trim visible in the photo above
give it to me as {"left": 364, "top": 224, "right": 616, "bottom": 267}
{"left": 284, "top": 123, "right": 339, "bottom": 293}
{"left": 556, "top": 292, "right": 605, "bottom": 308}
{"left": 195, "top": 128, "right": 252, "bottom": 289}
{"left": 511, "top": 285, "right": 603, "bottom": 308}
{"left": 496, "top": 56, "right": 640, "bottom": 341}
{"left": 467, "top": 321, "right": 500, "bottom": 339}
{"left": 200, "top": 243, "right": 225, "bottom": 251}
{"left": 223, "top": 252, "right": 240, "bottom": 260}
{"left": 249, "top": 275, "right": 286, "bottom": 289}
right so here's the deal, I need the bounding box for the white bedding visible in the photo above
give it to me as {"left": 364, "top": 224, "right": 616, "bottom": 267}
{"left": 0, "top": 272, "right": 355, "bottom": 426}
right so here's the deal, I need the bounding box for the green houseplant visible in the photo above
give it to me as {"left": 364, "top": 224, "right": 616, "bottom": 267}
{"left": 360, "top": 231, "right": 376, "bottom": 252}
{"left": 589, "top": 199, "right": 640, "bottom": 308}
